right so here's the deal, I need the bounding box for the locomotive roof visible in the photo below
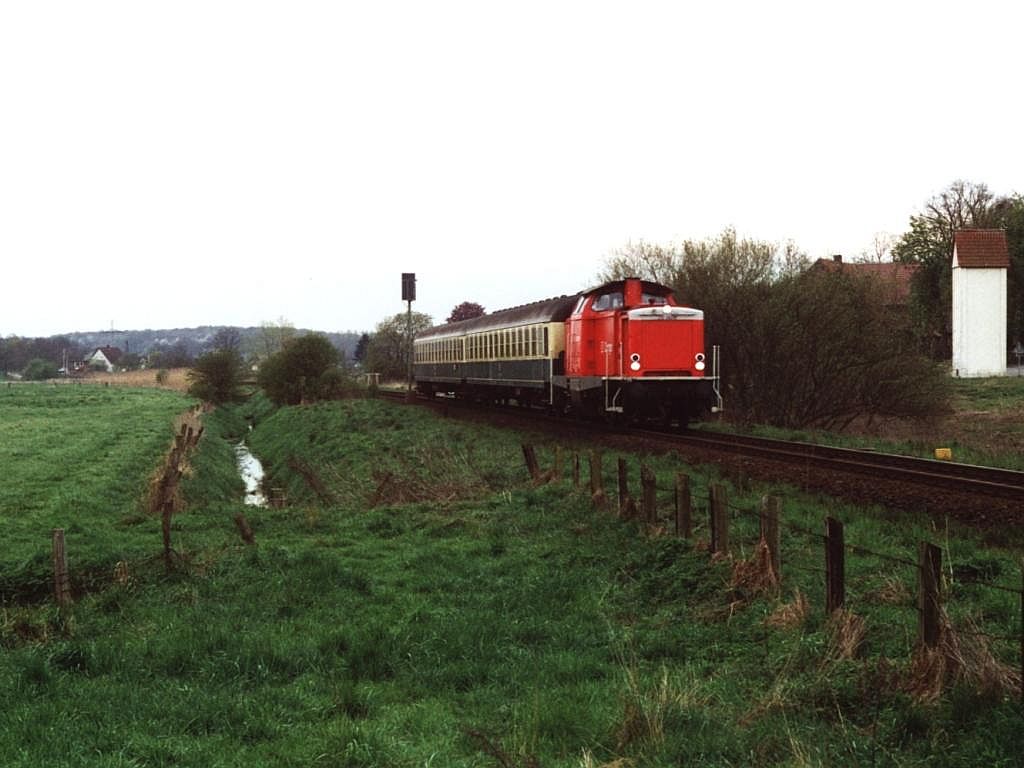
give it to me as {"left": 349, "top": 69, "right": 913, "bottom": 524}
{"left": 581, "top": 278, "right": 674, "bottom": 296}
{"left": 417, "top": 294, "right": 580, "bottom": 340}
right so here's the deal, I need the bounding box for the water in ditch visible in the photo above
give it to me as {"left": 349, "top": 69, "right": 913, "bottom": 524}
{"left": 235, "top": 441, "right": 267, "bottom": 506}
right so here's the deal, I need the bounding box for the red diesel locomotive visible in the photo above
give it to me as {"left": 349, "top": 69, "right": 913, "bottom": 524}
{"left": 413, "top": 277, "right": 720, "bottom": 424}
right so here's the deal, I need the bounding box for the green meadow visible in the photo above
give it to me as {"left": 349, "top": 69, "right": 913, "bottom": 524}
{"left": 0, "top": 385, "right": 195, "bottom": 601}
{"left": 1, "top": 389, "right": 1021, "bottom": 766}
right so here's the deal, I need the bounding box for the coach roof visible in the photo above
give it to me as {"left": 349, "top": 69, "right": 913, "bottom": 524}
{"left": 417, "top": 294, "right": 580, "bottom": 341}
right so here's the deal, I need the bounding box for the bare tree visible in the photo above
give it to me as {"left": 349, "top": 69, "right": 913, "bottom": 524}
{"left": 258, "top": 316, "right": 296, "bottom": 359}
{"left": 364, "top": 312, "right": 433, "bottom": 380}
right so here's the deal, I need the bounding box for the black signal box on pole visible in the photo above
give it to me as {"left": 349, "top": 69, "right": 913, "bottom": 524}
{"left": 402, "top": 273, "right": 416, "bottom": 302}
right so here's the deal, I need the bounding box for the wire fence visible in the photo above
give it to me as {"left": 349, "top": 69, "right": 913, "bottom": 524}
{"left": 524, "top": 444, "right": 1024, "bottom": 701}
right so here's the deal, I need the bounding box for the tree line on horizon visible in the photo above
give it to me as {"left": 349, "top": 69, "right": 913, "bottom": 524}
{"left": 0, "top": 323, "right": 363, "bottom": 380}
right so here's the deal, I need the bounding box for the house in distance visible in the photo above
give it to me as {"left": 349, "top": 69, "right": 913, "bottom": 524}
{"left": 86, "top": 346, "right": 123, "bottom": 373}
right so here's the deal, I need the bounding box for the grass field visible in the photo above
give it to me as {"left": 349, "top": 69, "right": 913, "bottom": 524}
{"left": 0, "top": 385, "right": 195, "bottom": 601}
{"left": 1, "top": 391, "right": 1022, "bottom": 766}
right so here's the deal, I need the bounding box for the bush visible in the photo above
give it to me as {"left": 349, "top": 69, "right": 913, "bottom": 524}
{"left": 22, "top": 358, "right": 59, "bottom": 381}
{"left": 187, "top": 350, "right": 246, "bottom": 404}
{"left": 257, "top": 334, "right": 342, "bottom": 405}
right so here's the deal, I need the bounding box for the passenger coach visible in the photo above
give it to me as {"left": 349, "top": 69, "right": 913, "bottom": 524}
{"left": 414, "top": 294, "right": 577, "bottom": 407}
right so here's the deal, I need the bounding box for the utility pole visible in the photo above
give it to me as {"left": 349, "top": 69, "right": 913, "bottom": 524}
{"left": 402, "top": 273, "right": 416, "bottom": 401}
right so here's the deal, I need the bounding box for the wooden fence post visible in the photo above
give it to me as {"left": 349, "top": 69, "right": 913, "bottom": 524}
{"left": 641, "top": 465, "right": 657, "bottom": 524}
{"left": 617, "top": 458, "right": 629, "bottom": 517}
{"left": 52, "top": 528, "right": 71, "bottom": 610}
{"left": 552, "top": 447, "right": 562, "bottom": 482}
{"left": 918, "top": 541, "right": 943, "bottom": 648}
{"left": 589, "top": 451, "right": 606, "bottom": 507}
{"left": 234, "top": 513, "right": 256, "bottom": 545}
{"left": 825, "top": 517, "right": 845, "bottom": 613}
{"left": 522, "top": 444, "right": 541, "bottom": 483}
{"left": 709, "top": 483, "right": 729, "bottom": 554}
{"left": 572, "top": 454, "right": 580, "bottom": 488}
{"left": 162, "top": 501, "right": 174, "bottom": 569}
{"left": 674, "top": 473, "right": 692, "bottom": 538}
{"left": 760, "top": 495, "right": 781, "bottom": 581}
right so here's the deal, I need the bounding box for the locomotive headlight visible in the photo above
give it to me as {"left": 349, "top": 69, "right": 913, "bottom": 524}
{"left": 629, "top": 352, "right": 641, "bottom": 372}
{"left": 695, "top": 361, "right": 706, "bottom": 371}
{"left": 694, "top": 352, "right": 706, "bottom": 372}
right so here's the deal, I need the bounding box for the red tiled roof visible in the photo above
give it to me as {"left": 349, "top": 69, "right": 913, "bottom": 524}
{"left": 953, "top": 229, "right": 1010, "bottom": 268}
{"left": 812, "top": 258, "right": 919, "bottom": 304}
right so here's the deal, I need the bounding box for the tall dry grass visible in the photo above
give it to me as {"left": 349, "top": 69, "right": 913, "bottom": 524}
{"left": 76, "top": 368, "right": 192, "bottom": 392}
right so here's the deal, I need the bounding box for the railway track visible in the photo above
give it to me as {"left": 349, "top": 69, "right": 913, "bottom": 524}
{"left": 380, "top": 389, "right": 1024, "bottom": 503}
{"left": 657, "top": 429, "right": 1024, "bottom": 502}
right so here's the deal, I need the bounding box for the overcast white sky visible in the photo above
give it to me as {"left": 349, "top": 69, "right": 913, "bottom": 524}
{"left": 2, "top": 1, "right": 1021, "bottom": 337}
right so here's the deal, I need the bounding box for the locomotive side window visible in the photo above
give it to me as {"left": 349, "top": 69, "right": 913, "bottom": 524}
{"left": 592, "top": 292, "right": 623, "bottom": 312}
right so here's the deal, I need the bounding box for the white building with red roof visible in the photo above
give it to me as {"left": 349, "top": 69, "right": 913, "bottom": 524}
{"left": 952, "top": 229, "right": 1009, "bottom": 377}
{"left": 86, "top": 346, "right": 124, "bottom": 373}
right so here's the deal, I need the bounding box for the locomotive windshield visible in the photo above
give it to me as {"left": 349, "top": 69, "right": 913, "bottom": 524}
{"left": 641, "top": 292, "right": 668, "bottom": 306}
